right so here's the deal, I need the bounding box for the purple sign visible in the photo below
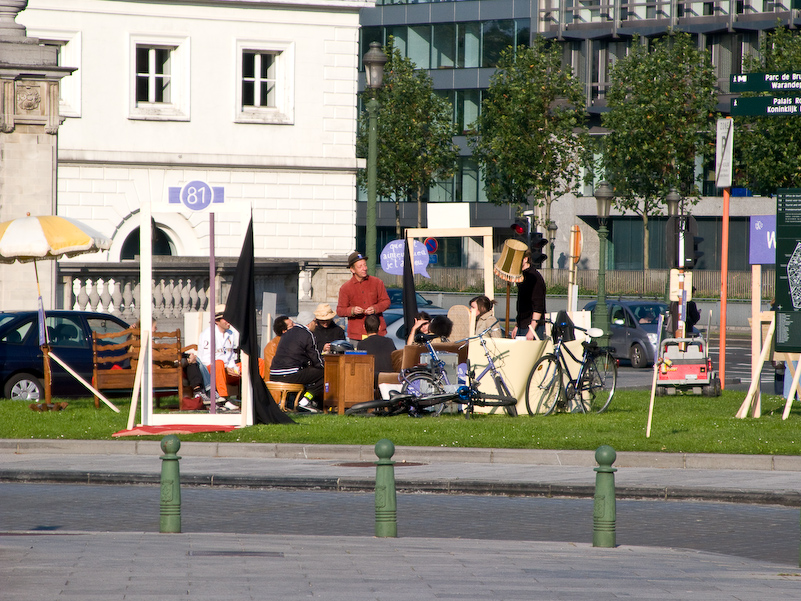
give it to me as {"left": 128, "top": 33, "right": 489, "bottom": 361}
{"left": 380, "top": 239, "right": 431, "bottom": 278}
{"left": 750, "top": 215, "right": 776, "bottom": 265}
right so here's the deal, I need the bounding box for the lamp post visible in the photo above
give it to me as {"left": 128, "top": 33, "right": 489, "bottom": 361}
{"left": 593, "top": 182, "right": 613, "bottom": 347}
{"left": 547, "top": 222, "right": 558, "bottom": 269}
{"left": 363, "top": 42, "right": 388, "bottom": 276}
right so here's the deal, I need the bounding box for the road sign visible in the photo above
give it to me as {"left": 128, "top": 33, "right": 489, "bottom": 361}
{"left": 424, "top": 237, "right": 438, "bottom": 253}
{"left": 730, "top": 71, "right": 801, "bottom": 93}
{"left": 731, "top": 95, "right": 801, "bottom": 116}
{"left": 715, "top": 118, "right": 733, "bottom": 188}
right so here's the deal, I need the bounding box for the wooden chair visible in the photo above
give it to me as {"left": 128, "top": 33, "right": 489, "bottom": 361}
{"left": 265, "top": 381, "right": 305, "bottom": 411}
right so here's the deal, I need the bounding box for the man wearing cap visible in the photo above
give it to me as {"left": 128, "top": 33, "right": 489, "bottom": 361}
{"left": 309, "top": 303, "right": 346, "bottom": 353}
{"left": 186, "top": 304, "right": 240, "bottom": 403}
{"left": 337, "top": 251, "right": 391, "bottom": 343}
{"left": 270, "top": 311, "right": 324, "bottom": 411}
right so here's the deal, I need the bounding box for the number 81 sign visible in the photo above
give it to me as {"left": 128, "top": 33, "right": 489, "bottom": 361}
{"left": 168, "top": 180, "right": 225, "bottom": 211}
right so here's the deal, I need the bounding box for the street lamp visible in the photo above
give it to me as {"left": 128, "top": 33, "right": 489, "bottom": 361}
{"left": 593, "top": 182, "right": 614, "bottom": 347}
{"left": 547, "top": 222, "right": 558, "bottom": 269}
{"left": 665, "top": 188, "right": 680, "bottom": 217}
{"left": 363, "top": 42, "right": 388, "bottom": 276}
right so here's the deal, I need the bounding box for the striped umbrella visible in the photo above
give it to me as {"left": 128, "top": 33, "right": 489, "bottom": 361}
{"left": 0, "top": 214, "right": 110, "bottom": 263}
{"left": 0, "top": 214, "right": 111, "bottom": 405}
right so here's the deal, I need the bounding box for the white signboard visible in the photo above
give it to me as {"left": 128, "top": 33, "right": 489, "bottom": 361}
{"left": 715, "top": 118, "right": 734, "bottom": 188}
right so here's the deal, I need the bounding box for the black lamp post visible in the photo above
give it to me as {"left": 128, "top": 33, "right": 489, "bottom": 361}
{"left": 363, "top": 42, "right": 388, "bottom": 276}
{"left": 547, "top": 222, "right": 558, "bottom": 269}
{"left": 593, "top": 182, "right": 613, "bottom": 347}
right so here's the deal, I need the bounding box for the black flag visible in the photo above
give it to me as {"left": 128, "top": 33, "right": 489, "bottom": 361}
{"left": 224, "top": 218, "right": 294, "bottom": 425}
{"left": 403, "top": 238, "right": 419, "bottom": 335}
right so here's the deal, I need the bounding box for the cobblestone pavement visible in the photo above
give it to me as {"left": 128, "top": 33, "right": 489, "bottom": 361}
{"left": 1, "top": 483, "right": 797, "bottom": 567}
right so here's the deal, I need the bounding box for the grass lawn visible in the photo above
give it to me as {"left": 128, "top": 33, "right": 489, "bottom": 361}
{"left": 2, "top": 389, "right": 800, "bottom": 456}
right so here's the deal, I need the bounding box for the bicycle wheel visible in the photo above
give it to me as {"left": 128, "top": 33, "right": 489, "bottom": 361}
{"left": 401, "top": 371, "right": 447, "bottom": 416}
{"left": 345, "top": 398, "right": 407, "bottom": 416}
{"left": 582, "top": 351, "right": 617, "bottom": 413}
{"left": 492, "top": 374, "right": 518, "bottom": 417}
{"left": 471, "top": 391, "right": 519, "bottom": 411}
{"left": 525, "top": 354, "right": 563, "bottom": 416}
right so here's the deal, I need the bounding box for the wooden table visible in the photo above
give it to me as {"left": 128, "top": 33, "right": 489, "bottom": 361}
{"left": 323, "top": 353, "right": 374, "bottom": 415}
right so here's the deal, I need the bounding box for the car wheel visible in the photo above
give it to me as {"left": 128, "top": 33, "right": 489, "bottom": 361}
{"left": 4, "top": 373, "right": 44, "bottom": 401}
{"left": 629, "top": 343, "right": 648, "bottom": 369}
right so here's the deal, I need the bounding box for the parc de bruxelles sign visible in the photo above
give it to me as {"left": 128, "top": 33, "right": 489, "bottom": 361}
{"left": 730, "top": 71, "right": 801, "bottom": 116}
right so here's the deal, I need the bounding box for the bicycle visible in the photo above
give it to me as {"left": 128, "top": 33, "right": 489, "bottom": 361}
{"left": 525, "top": 320, "right": 617, "bottom": 416}
{"left": 345, "top": 326, "right": 518, "bottom": 418}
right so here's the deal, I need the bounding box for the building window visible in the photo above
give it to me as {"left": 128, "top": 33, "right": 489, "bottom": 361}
{"left": 236, "top": 41, "right": 294, "bottom": 124}
{"left": 242, "top": 51, "right": 277, "bottom": 108}
{"left": 29, "top": 30, "right": 81, "bottom": 117}
{"left": 129, "top": 35, "right": 189, "bottom": 121}
{"left": 136, "top": 46, "right": 172, "bottom": 104}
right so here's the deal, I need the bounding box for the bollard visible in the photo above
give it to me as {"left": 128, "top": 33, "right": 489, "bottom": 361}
{"left": 159, "top": 435, "right": 182, "bottom": 534}
{"left": 374, "top": 438, "right": 397, "bottom": 538}
{"left": 593, "top": 444, "right": 617, "bottom": 548}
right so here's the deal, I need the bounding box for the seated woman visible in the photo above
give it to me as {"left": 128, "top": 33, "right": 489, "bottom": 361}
{"left": 469, "top": 295, "right": 502, "bottom": 337}
{"left": 406, "top": 311, "right": 431, "bottom": 346}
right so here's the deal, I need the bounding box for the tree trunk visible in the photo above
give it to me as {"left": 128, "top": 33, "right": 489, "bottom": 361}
{"left": 642, "top": 212, "right": 650, "bottom": 271}
{"left": 416, "top": 187, "right": 424, "bottom": 229}
{"left": 395, "top": 200, "right": 401, "bottom": 239}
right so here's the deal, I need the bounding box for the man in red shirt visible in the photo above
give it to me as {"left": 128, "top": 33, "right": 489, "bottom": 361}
{"left": 337, "top": 251, "right": 391, "bottom": 343}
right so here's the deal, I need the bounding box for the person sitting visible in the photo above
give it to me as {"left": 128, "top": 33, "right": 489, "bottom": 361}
{"left": 357, "top": 315, "right": 397, "bottom": 386}
{"left": 309, "top": 303, "right": 346, "bottom": 354}
{"left": 428, "top": 315, "right": 453, "bottom": 342}
{"left": 261, "top": 315, "right": 292, "bottom": 379}
{"left": 469, "top": 295, "right": 501, "bottom": 337}
{"left": 185, "top": 304, "right": 240, "bottom": 407}
{"left": 406, "top": 311, "right": 431, "bottom": 346}
{"left": 269, "top": 313, "right": 324, "bottom": 412}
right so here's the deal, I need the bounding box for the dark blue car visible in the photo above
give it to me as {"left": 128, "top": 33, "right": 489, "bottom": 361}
{"left": 0, "top": 311, "right": 130, "bottom": 400}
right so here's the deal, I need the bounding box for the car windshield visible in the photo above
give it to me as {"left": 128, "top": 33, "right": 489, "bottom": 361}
{"left": 387, "top": 289, "right": 432, "bottom": 308}
{"left": 628, "top": 303, "right": 666, "bottom": 324}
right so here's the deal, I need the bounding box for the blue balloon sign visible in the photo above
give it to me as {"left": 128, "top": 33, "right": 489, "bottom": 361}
{"left": 380, "top": 240, "right": 431, "bottom": 278}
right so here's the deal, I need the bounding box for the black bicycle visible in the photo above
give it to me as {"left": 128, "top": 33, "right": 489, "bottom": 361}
{"left": 345, "top": 326, "right": 518, "bottom": 418}
{"left": 525, "top": 321, "right": 617, "bottom": 415}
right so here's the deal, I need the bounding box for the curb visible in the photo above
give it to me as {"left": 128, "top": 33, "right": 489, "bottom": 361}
{"left": 2, "top": 469, "right": 800, "bottom": 507}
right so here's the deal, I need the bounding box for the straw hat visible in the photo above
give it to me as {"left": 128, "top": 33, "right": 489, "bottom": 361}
{"left": 314, "top": 303, "right": 336, "bottom": 321}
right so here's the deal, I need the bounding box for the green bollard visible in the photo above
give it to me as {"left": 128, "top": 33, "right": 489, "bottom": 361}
{"left": 159, "top": 434, "right": 182, "bottom": 534}
{"left": 374, "top": 439, "right": 397, "bottom": 538}
{"left": 593, "top": 444, "right": 617, "bottom": 548}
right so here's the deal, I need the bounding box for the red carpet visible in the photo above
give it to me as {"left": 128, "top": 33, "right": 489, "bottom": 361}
{"left": 112, "top": 424, "right": 237, "bottom": 437}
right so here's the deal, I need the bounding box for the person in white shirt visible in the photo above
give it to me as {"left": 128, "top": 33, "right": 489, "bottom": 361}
{"left": 187, "top": 304, "right": 240, "bottom": 402}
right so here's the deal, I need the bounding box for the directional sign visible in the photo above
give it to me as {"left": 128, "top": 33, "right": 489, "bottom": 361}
{"left": 730, "top": 72, "right": 801, "bottom": 93}
{"left": 731, "top": 95, "right": 801, "bottom": 116}
{"left": 715, "top": 118, "right": 733, "bottom": 188}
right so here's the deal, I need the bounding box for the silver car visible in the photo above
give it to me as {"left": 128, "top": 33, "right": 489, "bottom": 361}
{"left": 583, "top": 300, "right": 667, "bottom": 368}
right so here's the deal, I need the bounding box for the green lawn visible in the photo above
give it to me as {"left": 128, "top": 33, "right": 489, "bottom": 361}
{"left": 2, "top": 390, "right": 801, "bottom": 456}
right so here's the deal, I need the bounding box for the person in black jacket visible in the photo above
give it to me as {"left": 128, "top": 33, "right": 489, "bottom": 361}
{"left": 512, "top": 250, "right": 546, "bottom": 339}
{"left": 269, "top": 317, "right": 324, "bottom": 411}
{"left": 357, "top": 315, "right": 396, "bottom": 386}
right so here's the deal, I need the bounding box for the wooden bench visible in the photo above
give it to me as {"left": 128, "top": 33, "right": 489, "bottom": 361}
{"left": 92, "top": 327, "right": 185, "bottom": 408}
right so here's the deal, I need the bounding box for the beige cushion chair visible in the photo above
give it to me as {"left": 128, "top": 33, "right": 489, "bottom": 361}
{"left": 265, "top": 381, "right": 305, "bottom": 412}
{"left": 447, "top": 305, "right": 471, "bottom": 342}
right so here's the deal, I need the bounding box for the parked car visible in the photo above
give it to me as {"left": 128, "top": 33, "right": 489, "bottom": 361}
{"left": 582, "top": 300, "right": 668, "bottom": 368}
{"left": 386, "top": 289, "right": 442, "bottom": 311}
{"left": 0, "top": 310, "right": 131, "bottom": 400}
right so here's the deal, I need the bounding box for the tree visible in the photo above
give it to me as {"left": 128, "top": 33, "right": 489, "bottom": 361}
{"left": 601, "top": 32, "right": 717, "bottom": 270}
{"left": 356, "top": 42, "right": 458, "bottom": 236}
{"left": 469, "top": 38, "right": 589, "bottom": 230}
{"left": 737, "top": 26, "right": 801, "bottom": 195}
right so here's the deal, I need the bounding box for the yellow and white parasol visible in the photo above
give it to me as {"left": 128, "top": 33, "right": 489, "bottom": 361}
{"left": 0, "top": 214, "right": 110, "bottom": 263}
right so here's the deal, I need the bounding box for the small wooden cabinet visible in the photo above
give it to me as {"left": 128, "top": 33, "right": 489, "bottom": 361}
{"left": 323, "top": 353, "right": 374, "bottom": 414}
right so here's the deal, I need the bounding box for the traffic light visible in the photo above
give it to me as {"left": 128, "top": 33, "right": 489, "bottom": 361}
{"left": 684, "top": 216, "right": 703, "bottom": 269}
{"left": 530, "top": 231, "right": 548, "bottom": 267}
{"left": 510, "top": 219, "right": 528, "bottom": 237}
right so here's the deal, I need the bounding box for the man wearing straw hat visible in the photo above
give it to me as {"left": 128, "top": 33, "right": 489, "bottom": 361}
{"left": 512, "top": 250, "right": 547, "bottom": 340}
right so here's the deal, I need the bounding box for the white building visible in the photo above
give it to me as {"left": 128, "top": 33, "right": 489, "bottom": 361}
{"left": 17, "top": 0, "right": 369, "bottom": 270}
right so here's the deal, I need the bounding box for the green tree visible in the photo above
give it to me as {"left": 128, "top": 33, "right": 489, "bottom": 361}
{"left": 469, "top": 38, "right": 589, "bottom": 230}
{"left": 737, "top": 26, "right": 801, "bottom": 195}
{"left": 601, "top": 32, "right": 717, "bottom": 269}
{"left": 356, "top": 43, "right": 458, "bottom": 236}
